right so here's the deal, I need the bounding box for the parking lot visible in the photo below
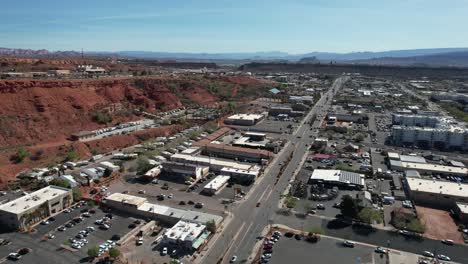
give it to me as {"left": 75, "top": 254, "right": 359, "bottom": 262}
{"left": 108, "top": 177, "right": 226, "bottom": 215}
{"left": 266, "top": 234, "right": 386, "bottom": 264}
{"left": 0, "top": 204, "right": 136, "bottom": 263}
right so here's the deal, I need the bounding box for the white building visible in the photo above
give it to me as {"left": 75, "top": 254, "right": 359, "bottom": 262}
{"left": 203, "top": 175, "right": 230, "bottom": 195}
{"left": 225, "top": 113, "right": 265, "bottom": 126}
{"left": 309, "top": 169, "right": 365, "bottom": 189}
{"left": 162, "top": 220, "right": 208, "bottom": 250}
{"left": 220, "top": 167, "right": 259, "bottom": 183}
{"left": 392, "top": 114, "right": 439, "bottom": 127}
{"left": 0, "top": 186, "right": 73, "bottom": 231}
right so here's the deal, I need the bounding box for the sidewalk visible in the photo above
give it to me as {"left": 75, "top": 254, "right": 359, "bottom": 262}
{"left": 189, "top": 211, "right": 234, "bottom": 264}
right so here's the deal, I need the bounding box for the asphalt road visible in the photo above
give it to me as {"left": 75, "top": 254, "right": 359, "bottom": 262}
{"left": 200, "top": 76, "right": 347, "bottom": 264}
{"left": 201, "top": 76, "right": 468, "bottom": 264}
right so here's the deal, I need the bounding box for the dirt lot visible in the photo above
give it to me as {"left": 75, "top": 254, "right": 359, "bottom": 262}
{"left": 416, "top": 206, "right": 464, "bottom": 243}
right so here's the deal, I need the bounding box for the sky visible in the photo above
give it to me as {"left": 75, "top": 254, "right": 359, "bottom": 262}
{"left": 1, "top": 0, "right": 468, "bottom": 53}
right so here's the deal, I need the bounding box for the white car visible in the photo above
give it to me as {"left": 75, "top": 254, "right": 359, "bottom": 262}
{"left": 72, "top": 243, "right": 82, "bottom": 249}
{"left": 41, "top": 220, "right": 50, "bottom": 225}
{"left": 162, "top": 247, "right": 168, "bottom": 255}
{"left": 437, "top": 254, "right": 451, "bottom": 261}
{"left": 136, "top": 237, "right": 144, "bottom": 245}
{"left": 8, "top": 253, "right": 21, "bottom": 260}
{"left": 422, "top": 251, "right": 434, "bottom": 258}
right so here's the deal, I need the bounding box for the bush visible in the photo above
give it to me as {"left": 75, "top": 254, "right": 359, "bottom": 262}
{"left": 65, "top": 151, "right": 79, "bottom": 161}
{"left": 285, "top": 196, "right": 298, "bottom": 208}
{"left": 206, "top": 220, "right": 216, "bottom": 233}
{"left": 91, "top": 110, "right": 112, "bottom": 124}
{"left": 109, "top": 248, "right": 120, "bottom": 258}
{"left": 72, "top": 188, "right": 82, "bottom": 202}
{"left": 15, "top": 147, "right": 29, "bottom": 163}
{"left": 87, "top": 246, "right": 99, "bottom": 258}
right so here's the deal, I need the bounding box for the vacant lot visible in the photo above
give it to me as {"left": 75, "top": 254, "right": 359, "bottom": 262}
{"left": 416, "top": 206, "right": 463, "bottom": 243}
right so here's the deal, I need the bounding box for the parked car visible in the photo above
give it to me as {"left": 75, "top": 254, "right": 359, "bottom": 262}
{"left": 162, "top": 247, "right": 168, "bottom": 256}
{"left": 375, "top": 247, "right": 387, "bottom": 254}
{"left": 8, "top": 253, "right": 21, "bottom": 260}
{"left": 422, "top": 251, "right": 434, "bottom": 258}
{"left": 342, "top": 240, "right": 355, "bottom": 248}
{"left": 437, "top": 254, "right": 451, "bottom": 261}
{"left": 441, "top": 239, "right": 454, "bottom": 245}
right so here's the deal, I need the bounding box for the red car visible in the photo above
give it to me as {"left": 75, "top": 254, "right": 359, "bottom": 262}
{"left": 263, "top": 244, "right": 273, "bottom": 249}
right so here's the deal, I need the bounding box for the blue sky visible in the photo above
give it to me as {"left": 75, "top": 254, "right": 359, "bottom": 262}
{"left": 1, "top": 0, "right": 467, "bottom": 53}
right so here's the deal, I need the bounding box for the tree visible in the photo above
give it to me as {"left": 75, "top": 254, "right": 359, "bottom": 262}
{"left": 65, "top": 151, "right": 79, "bottom": 161}
{"left": 353, "top": 133, "right": 365, "bottom": 143}
{"left": 87, "top": 246, "right": 99, "bottom": 258}
{"left": 285, "top": 196, "right": 297, "bottom": 208}
{"left": 340, "top": 195, "right": 360, "bottom": 219}
{"left": 103, "top": 168, "right": 113, "bottom": 177}
{"left": 358, "top": 207, "right": 383, "bottom": 224}
{"left": 15, "top": 147, "right": 29, "bottom": 163}
{"left": 72, "top": 188, "right": 82, "bottom": 202}
{"left": 49, "top": 178, "right": 71, "bottom": 189}
{"left": 206, "top": 220, "right": 216, "bottom": 233}
{"left": 87, "top": 200, "right": 96, "bottom": 207}
{"left": 135, "top": 157, "right": 153, "bottom": 175}
{"left": 109, "top": 248, "right": 120, "bottom": 258}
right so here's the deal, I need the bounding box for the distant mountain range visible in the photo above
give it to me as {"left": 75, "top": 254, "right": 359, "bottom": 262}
{"left": 2, "top": 47, "right": 468, "bottom": 67}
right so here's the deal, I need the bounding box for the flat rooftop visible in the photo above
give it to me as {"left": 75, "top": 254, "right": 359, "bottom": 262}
{"left": 400, "top": 161, "right": 468, "bottom": 175}
{"left": 170, "top": 153, "right": 258, "bottom": 171}
{"left": 456, "top": 202, "right": 468, "bottom": 214}
{"left": 407, "top": 178, "right": 468, "bottom": 198}
{"left": 105, "top": 193, "right": 147, "bottom": 207}
{"left": 0, "top": 186, "right": 71, "bottom": 214}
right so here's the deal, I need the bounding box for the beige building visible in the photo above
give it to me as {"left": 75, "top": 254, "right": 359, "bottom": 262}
{"left": 0, "top": 186, "right": 73, "bottom": 231}
{"left": 405, "top": 178, "right": 468, "bottom": 209}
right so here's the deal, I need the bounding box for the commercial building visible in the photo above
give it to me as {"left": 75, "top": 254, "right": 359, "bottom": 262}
{"left": 0, "top": 186, "right": 73, "bottom": 231}
{"left": 289, "top": 96, "right": 314, "bottom": 105}
{"left": 161, "top": 161, "right": 209, "bottom": 181}
{"left": 162, "top": 220, "right": 210, "bottom": 250}
{"left": 225, "top": 113, "right": 265, "bottom": 126}
{"left": 193, "top": 141, "right": 273, "bottom": 162}
{"left": 104, "top": 193, "right": 222, "bottom": 225}
{"left": 405, "top": 177, "right": 468, "bottom": 209}
{"left": 431, "top": 92, "right": 468, "bottom": 104}
{"left": 77, "top": 65, "right": 106, "bottom": 75}
{"left": 389, "top": 160, "right": 468, "bottom": 177}
{"left": 170, "top": 153, "right": 260, "bottom": 173}
{"left": 309, "top": 169, "right": 366, "bottom": 190}
{"left": 220, "top": 167, "right": 259, "bottom": 183}
{"left": 268, "top": 106, "right": 292, "bottom": 116}
{"left": 203, "top": 175, "right": 230, "bottom": 195}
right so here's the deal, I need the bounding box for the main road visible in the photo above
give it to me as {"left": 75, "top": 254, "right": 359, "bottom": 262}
{"left": 200, "top": 76, "right": 346, "bottom": 264}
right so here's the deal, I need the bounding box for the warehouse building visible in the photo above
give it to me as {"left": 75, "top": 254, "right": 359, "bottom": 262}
{"left": 0, "top": 186, "right": 73, "bottom": 231}
{"left": 405, "top": 177, "right": 468, "bottom": 209}
{"left": 203, "top": 175, "right": 230, "bottom": 195}
{"left": 104, "top": 193, "right": 222, "bottom": 225}
{"left": 309, "top": 169, "right": 366, "bottom": 190}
